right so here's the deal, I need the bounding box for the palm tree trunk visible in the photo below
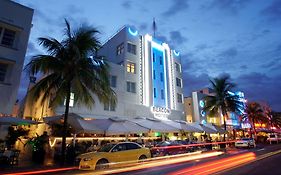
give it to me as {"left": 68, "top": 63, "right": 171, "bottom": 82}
{"left": 61, "top": 82, "right": 71, "bottom": 165}
{"left": 253, "top": 118, "right": 256, "bottom": 140}
{"left": 223, "top": 117, "right": 226, "bottom": 141}
{"left": 222, "top": 110, "right": 228, "bottom": 142}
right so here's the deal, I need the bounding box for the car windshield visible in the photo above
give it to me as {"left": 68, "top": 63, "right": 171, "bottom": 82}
{"left": 270, "top": 135, "right": 276, "bottom": 138}
{"left": 97, "top": 144, "right": 116, "bottom": 152}
{"left": 156, "top": 141, "right": 172, "bottom": 147}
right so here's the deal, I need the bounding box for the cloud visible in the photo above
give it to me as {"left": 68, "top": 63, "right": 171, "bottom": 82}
{"left": 251, "top": 29, "right": 271, "bottom": 41}
{"left": 183, "top": 71, "right": 281, "bottom": 111}
{"left": 261, "top": 57, "right": 281, "bottom": 71}
{"left": 169, "top": 31, "right": 188, "bottom": 45}
{"left": 155, "top": 34, "right": 168, "bottom": 43}
{"left": 195, "top": 44, "right": 208, "bottom": 51}
{"left": 261, "top": 0, "right": 281, "bottom": 21}
{"left": 138, "top": 23, "right": 148, "bottom": 31}
{"left": 235, "top": 72, "right": 281, "bottom": 111}
{"left": 205, "top": 0, "right": 252, "bottom": 14}
{"left": 66, "top": 4, "right": 83, "bottom": 15}
{"left": 183, "top": 72, "right": 210, "bottom": 96}
{"left": 240, "top": 65, "right": 248, "bottom": 70}
{"left": 122, "top": 0, "right": 132, "bottom": 9}
{"left": 162, "top": 0, "right": 189, "bottom": 17}
{"left": 276, "top": 44, "right": 281, "bottom": 51}
{"left": 218, "top": 47, "right": 238, "bottom": 58}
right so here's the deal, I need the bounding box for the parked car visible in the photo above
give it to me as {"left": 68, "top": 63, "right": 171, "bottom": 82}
{"left": 267, "top": 133, "right": 281, "bottom": 144}
{"left": 235, "top": 138, "right": 256, "bottom": 148}
{"left": 77, "top": 142, "right": 151, "bottom": 170}
{"left": 151, "top": 141, "right": 190, "bottom": 157}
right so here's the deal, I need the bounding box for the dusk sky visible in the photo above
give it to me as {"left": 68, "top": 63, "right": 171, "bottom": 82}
{"left": 15, "top": 0, "right": 281, "bottom": 111}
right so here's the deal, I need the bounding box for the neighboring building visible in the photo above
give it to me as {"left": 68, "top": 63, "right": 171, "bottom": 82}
{"left": 185, "top": 88, "right": 246, "bottom": 129}
{"left": 184, "top": 97, "right": 193, "bottom": 123}
{"left": 0, "top": 0, "right": 33, "bottom": 115}
{"left": 25, "top": 26, "right": 185, "bottom": 121}
{"left": 191, "top": 88, "right": 217, "bottom": 125}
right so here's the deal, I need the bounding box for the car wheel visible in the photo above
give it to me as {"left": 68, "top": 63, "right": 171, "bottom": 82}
{"left": 139, "top": 155, "right": 147, "bottom": 160}
{"left": 95, "top": 159, "right": 109, "bottom": 170}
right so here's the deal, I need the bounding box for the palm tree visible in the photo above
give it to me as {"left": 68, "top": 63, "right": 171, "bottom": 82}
{"left": 25, "top": 20, "right": 116, "bottom": 164}
{"left": 204, "top": 75, "right": 244, "bottom": 141}
{"left": 245, "top": 102, "right": 266, "bottom": 138}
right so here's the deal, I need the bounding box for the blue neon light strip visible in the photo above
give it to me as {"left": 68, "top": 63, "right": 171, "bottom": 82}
{"left": 128, "top": 27, "right": 138, "bottom": 36}
{"left": 173, "top": 50, "right": 180, "bottom": 56}
{"left": 151, "top": 41, "right": 166, "bottom": 108}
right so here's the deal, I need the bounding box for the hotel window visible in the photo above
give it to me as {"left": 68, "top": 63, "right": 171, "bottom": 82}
{"left": 153, "top": 70, "right": 156, "bottom": 79}
{"left": 127, "top": 42, "right": 136, "bottom": 55}
{"left": 177, "top": 93, "right": 183, "bottom": 103}
{"left": 127, "top": 81, "right": 136, "bottom": 93}
{"left": 110, "top": 75, "right": 117, "bottom": 88}
{"left": 175, "top": 62, "right": 181, "bottom": 72}
{"left": 154, "top": 88, "right": 156, "bottom": 98}
{"left": 1, "top": 28, "right": 16, "bottom": 48}
{"left": 116, "top": 42, "right": 124, "bottom": 55}
{"left": 161, "top": 89, "right": 164, "bottom": 99}
{"left": 160, "top": 72, "right": 164, "bottom": 82}
{"left": 160, "top": 56, "right": 163, "bottom": 65}
{"left": 126, "top": 62, "right": 135, "bottom": 73}
{"left": 153, "top": 53, "right": 155, "bottom": 62}
{"left": 176, "top": 77, "right": 182, "bottom": 87}
{"left": 104, "top": 99, "right": 116, "bottom": 111}
{"left": 0, "top": 63, "right": 8, "bottom": 82}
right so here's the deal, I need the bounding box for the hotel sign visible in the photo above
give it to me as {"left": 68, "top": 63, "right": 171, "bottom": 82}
{"left": 151, "top": 106, "right": 170, "bottom": 114}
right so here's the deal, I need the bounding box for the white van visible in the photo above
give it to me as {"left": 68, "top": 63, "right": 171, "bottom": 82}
{"left": 267, "top": 133, "right": 281, "bottom": 144}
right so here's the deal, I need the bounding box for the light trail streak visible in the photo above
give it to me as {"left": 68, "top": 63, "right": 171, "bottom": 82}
{"left": 150, "top": 140, "right": 236, "bottom": 151}
{"left": 169, "top": 152, "right": 256, "bottom": 175}
{"left": 2, "top": 167, "right": 77, "bottom": 175}
{"left": 96, "top": 151, "right": 224, "bottom": 175}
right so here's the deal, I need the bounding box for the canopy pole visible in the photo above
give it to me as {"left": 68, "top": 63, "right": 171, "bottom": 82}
{"left": 125, "top": 134, "right": 128, "bottom": 142}
{"left": 73, "top": 133, "right": 77, "bottom": 147}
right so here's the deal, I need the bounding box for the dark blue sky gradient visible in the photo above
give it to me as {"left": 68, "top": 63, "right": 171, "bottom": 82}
{"left": 15, "top": 0, "right": 281, "bottom": 111}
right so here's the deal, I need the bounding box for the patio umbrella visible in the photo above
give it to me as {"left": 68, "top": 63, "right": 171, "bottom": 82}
{"left": 0, "top": 116, "right": 37, "bottom": 125}
{"left": 129, "top": 117, "right": 179, "bottom": 133}
{"left": 210, "top": 124, "right": 227, "bottom": 134}
{"left": 74, "top": 119, "right": 104, "bottom": 134}
{"left": 86, "top": 117, "right": 150, "bottom": 135}
{"left": 43, "top": 113, "right": 83, "bottom": 124}
{"left": 200, "top": 124, "right": 217, "bottom": 133}
{"left": 173, "top": 120, "right": 203, "bottom": 132}
{"left": 188, "top": 122, "right": 217, "bottom": 133}
{"left": 44, "top": 113, "right": 103, "bottom": 134}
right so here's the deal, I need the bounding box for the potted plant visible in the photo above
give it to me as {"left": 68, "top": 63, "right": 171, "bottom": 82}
{"left": 5, "top": 126, "right": 29, "bottom": 150}
{"left": 26, "top": 132, "right": 49, "bottom": 164}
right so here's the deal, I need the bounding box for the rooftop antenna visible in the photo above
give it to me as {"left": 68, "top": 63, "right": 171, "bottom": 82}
{"left": 152, "top": 17, "right": 157, "bottom": 37}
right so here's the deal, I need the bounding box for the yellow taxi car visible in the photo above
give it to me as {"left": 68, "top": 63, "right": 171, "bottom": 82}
{"left": 77, "top": 142, "right": 151, "bottom": 170}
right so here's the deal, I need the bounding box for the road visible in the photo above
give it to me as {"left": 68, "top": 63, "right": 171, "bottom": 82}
{"left": 221, "top": 146, "right": 281, "bottom": 175}
{"left": 14, "top": 144, "right": 280, "bottom": 175}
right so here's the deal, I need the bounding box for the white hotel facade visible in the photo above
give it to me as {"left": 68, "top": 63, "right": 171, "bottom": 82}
{"left": 0, "top": 0, "right": 33, "bottom": 115}
{"left": 54, "top": 26, "right": 185, "bottom": 121}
